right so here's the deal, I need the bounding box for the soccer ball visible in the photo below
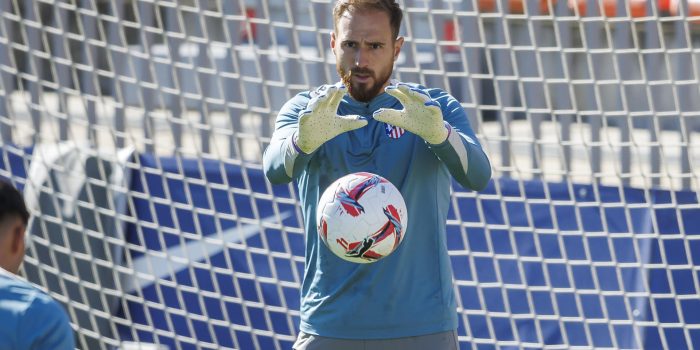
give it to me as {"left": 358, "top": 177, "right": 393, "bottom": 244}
{"left": 316, "top": 172, "right": 408, "bottom": 263}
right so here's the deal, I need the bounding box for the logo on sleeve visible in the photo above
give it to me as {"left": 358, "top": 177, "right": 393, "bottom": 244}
{"left": 384, "top": 124, "right": 405, "bottom": 139}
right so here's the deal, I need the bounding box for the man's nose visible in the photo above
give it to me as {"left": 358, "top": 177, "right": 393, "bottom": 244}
{"left": 355, "top": 47, "right": 370, "bottom": 68}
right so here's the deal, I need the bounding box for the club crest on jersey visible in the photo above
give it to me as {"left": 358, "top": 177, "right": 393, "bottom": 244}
{"left": 384, "top": 124, "right": 405, "bottom": 139}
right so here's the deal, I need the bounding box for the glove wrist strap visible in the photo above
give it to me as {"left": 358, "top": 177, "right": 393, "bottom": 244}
{"left": 291, "top": 132, "right": 309, "bottom": 155}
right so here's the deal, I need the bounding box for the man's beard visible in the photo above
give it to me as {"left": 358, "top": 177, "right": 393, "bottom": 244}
{"left": 339, "top": 66, "right": 392, "bottom": 103}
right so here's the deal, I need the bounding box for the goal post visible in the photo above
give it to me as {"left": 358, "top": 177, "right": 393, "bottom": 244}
{"left": 1, "top": 0, "right": 699, "bottom": 349}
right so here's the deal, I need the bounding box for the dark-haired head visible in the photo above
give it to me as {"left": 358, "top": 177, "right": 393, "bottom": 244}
{"left": 0, "top": 180, "right": 28, "bottom": 226}
{"left": 0, "top": 179, "right": 28, "bottom": 274}
{"left": 333, "top": 0, "right": 403, "bottom": 40}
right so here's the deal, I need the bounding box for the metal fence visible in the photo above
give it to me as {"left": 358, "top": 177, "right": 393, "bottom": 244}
{"left": 0, "top": 0, "right": 698, "bottom": 189}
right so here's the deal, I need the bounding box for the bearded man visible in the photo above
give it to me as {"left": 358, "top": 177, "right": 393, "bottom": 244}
{"left": 263, "top": 1, "right": 492, "bottom": 349}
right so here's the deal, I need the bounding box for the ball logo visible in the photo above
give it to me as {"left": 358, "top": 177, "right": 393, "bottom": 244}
{"left": 336, "top": 204, "right": 403, "bottom": 261}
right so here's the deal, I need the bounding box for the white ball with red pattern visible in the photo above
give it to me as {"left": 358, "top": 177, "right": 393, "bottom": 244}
{"left": 316, "top": 172, "right": 408, "bottom": 264}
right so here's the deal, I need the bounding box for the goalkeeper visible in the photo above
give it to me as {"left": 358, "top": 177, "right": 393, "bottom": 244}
{"left": 263, "top": 0, "right": 491, "bottom": 348}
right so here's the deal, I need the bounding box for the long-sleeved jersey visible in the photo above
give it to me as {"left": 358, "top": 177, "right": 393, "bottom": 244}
{"left": 263, "top": 81, "right": 491, "bottom": 339}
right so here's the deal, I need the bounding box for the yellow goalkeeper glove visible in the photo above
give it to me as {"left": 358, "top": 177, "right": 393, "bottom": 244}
{"left": 294, "top": 84, "right": 367, "bottom": 154}
{"left": 372, "top": 83, "right": 449, "bottom": 145}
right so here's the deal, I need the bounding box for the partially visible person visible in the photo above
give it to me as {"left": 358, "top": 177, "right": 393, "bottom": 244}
{"left": 0, "top": 179, "right": 75, "bottom": 350}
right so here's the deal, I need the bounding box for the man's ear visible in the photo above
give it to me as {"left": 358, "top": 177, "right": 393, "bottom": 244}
{"left": 330, "top": 31, "right": 337, "bottom": 55}
{"left": 393, "top": 36, "right": 405, "bottom": 61}
{"left": 10, "top": 222, "right": 25, "bottom": 254}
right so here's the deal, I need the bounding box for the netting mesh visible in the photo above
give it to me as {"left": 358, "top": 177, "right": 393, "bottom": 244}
{"left": 0, "top": 0, "right": 700, "bottom": 349}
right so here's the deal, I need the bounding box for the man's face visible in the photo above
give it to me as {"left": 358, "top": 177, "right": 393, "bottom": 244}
{"left": 0, "top": 216, "right": 25, "bottom": 274}
{"left": 331, "top": 9, "right": 403, "bottom": 102}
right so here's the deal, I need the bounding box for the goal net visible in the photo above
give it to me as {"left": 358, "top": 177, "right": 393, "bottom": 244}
{"left": 0, "top": 0, "right": 699, "bottom": 349}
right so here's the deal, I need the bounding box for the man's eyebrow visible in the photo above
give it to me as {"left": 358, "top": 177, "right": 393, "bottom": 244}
{"left": 341, "top": 40, "right": 386, "bottom": 46}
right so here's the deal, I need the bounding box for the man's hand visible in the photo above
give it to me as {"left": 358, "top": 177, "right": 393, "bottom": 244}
{"left": 372, "top": 84, "right": 449, "bottom": 145}
{"left": 295, "top": 85, "right": 367, "bottom": 154}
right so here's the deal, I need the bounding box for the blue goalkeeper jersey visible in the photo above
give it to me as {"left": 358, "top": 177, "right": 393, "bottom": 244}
{"left": 0, "top": 267, "right": 75, "bottom": 350}
{"left": 263, "top": 82, "right": 491, "bottom": 339}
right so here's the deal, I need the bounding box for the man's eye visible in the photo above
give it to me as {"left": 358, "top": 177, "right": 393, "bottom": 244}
{"left": 344, "top": 42, "right": 356, "bottom": 48}
{"left": 371, "top": 44, "right": 382, "bottom": 49}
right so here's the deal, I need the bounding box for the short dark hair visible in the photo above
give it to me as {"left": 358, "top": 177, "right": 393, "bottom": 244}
{"left": 333, "top": 0, "right": 403, "bottom": 40}
{"left": 0, "top": 179, "right": 29, "bottom": 226}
